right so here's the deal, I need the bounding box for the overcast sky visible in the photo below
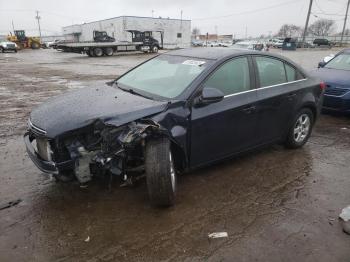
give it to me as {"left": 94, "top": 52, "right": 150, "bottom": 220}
{"left": 0, "top": 0, "right": 349, "bottom": 37}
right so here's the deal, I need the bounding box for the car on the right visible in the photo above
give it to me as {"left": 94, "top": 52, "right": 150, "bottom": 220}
{"left": 312, "top": 49, "right": 350, "bottom": 113}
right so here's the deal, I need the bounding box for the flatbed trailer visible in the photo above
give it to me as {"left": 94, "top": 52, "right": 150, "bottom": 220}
{"left": 54, "top": 30, "right": 163, "bottom": 57}
{"left": 54, "top": 41, "right": 156, "bottom": 57}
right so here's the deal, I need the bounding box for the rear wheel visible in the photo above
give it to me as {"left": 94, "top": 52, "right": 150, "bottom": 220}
{"left": 104, "top": 47, "right": 114, "bottom": 56}
{"left": 93, "top": 47, "right": 103, "bottom": 57}
{"left": 88, "top": 48, "right": 95, "bottom": 57}
{"left": 0, "top": 47, "right": 4, "bottom": 53}
{"left": 86, "top": 49, "right": 93, "bottom": 57}
{"left": 285, "top": 108, "right": 314, "bottom": 149}
{"left": 145, "top": 138, "right": 176, "bottom": 207}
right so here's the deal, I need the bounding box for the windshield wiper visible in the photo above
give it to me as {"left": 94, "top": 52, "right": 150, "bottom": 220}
{"left": 116, "top": 84, "right": 154, "bottom": 100}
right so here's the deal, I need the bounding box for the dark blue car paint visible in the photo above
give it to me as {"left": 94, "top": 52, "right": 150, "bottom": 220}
{"left": 311, "top": 49, "right": 350, "bottom": 113}
{"left": 25, "top": 48, "right": 323, "bottom": 174}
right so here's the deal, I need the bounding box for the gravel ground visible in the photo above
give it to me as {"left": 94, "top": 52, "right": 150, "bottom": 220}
{"left": 0, "top": 48, "right": 349, "bottom": 262}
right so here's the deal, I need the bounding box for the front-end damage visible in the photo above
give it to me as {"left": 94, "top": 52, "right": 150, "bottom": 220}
{"left": 48, "top": 119, "right": 173, "bottom": 184}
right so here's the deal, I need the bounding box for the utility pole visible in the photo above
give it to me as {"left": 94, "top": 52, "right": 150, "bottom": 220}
{"left": 11, "top": 20, "right": 15, "bottom": 32}
{"left": 340, "top": 0, "right": 350, "bottom": 47}
{"left": 35, "top": 10, "right": 42, "bottom": 43}
{"left": 302, "top": 0, "right": 313, "bottom": 47}
{"left": 152, "top": 10, "right": 154, "bottom": 18}
{"left": 180, "top": 10, "right": 183, "bottom": 46}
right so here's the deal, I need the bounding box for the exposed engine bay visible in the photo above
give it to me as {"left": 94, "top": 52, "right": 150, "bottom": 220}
{"left": 27, "top": 118, "right": 169, "bottom": 184}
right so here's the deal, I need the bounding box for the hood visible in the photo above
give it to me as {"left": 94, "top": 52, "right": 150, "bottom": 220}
{"left": 30, "top": 85, "right": 168, "bottom": 138}
{"left": 310, "top": 68, "right": 350, "bottom": 87}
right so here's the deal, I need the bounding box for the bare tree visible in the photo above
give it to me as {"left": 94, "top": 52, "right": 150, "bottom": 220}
{"left": 277, "top": 24, "right": 303, "bottom": 38}
{"left": 192, "top": 27, "right": 201, "bottom": 37}
{"left": 308, "top": 19, "right": 335, "bottom": 36}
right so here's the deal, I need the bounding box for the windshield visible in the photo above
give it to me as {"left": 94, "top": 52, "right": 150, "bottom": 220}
{"left": 117, "top": 55, "right": 209, "bottom": 99}
{"left": 325, "top": 53, "right": 350, "bottom": 70}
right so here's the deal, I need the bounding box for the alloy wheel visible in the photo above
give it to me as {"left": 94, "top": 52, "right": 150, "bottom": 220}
{"left": 293, "top": 114, "right": 311, "bottom": 143}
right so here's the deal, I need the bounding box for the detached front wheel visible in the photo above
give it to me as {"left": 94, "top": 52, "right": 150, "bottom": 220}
{"left": 145, "top": 138, "right": 176, "bottom": 207}
{"left": 285, "top": 108, "right": 314, "bottom": 149}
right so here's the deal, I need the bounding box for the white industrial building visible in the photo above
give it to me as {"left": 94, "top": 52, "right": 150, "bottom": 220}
{"left": 62, "top": 16, "right": 191, "bottom": 49}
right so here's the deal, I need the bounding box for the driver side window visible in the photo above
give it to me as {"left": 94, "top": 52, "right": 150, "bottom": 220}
{"left": 203, "top": 57, "right": 251, "bottom": 96}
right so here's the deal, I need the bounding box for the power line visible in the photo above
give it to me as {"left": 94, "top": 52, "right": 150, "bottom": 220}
{"left": 312, "top": 12, "right": 345, "bottom": 16}
{"left": 0, "top": 9, "right": 87, "bottom": 21}
{"left": 192, "top": 0, "right": 302, "bottom": 20}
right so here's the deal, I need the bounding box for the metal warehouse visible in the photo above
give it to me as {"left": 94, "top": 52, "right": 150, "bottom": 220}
{"left": 62, "top": 16, "right": 191, "bottom": 49}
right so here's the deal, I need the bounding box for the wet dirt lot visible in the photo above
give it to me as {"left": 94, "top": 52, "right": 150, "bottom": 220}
{"left": 0, "top": 48, "right": 350, "bottom": 262}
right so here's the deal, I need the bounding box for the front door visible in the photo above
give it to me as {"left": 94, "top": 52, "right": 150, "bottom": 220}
{"left": 190, "top": 56, "right": 259, "bottom": 167}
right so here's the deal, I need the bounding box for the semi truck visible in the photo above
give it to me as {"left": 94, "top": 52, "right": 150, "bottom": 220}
{"left": 53, "top": 30, "right": 163, "bottom": 57}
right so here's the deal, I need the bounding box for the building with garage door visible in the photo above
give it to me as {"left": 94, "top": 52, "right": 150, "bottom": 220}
{"left": 62, "top": 16, "right": 191, "bottom": 49}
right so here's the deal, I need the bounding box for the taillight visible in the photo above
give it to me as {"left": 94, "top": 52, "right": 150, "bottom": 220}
{"left": 320, "top": 82, "right": 326, "bottom": 90}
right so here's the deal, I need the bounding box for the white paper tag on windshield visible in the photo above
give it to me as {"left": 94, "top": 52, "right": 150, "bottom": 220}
{"left": 182, "top": 60, "right": 206, "bottom": 66}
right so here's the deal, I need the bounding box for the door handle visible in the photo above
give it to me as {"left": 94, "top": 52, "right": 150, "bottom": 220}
{"left": 242, "top": 105, "right": 256, "bottom": 114}
{"left": 286, "top": 93, "right": 297, "bottom": 100}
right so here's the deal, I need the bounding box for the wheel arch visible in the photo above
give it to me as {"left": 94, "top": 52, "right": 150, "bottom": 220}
{"left": 298, "top": 103, "right": 317, "bottom": 122}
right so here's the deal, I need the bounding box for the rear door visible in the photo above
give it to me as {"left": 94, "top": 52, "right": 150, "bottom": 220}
{"left": 253, "top": 55, "right": 306, "bottom": 143}
{"left": 190, "top": 56, "right": 259, "bottom": 167}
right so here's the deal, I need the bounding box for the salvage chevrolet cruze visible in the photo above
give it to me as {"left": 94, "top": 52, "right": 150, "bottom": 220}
{"left": 24, "top": 48, "right": 324, "bottom": 206}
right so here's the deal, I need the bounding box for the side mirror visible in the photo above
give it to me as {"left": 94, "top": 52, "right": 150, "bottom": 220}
{"left": 106, "top": 80, "right": 115, "bottom": 86}
{"left": 195, "top": 87, "right": 224, "bottom": 106}
{"left": 318, "top": 61, "right": 326, "bottom": 68}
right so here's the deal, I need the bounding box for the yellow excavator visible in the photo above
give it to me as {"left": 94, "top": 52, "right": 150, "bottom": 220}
{"left": 7, "top": 30, "right": 41, "bottom": 49}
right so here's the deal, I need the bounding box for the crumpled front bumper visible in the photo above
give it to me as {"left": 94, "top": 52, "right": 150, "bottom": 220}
{"left": 24, "top": 132, "right": 74, "bottom": 174}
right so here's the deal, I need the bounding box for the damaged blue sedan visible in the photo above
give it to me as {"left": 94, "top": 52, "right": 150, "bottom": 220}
{"left": 24, "top": 48, "right": 324, "bottom": 206}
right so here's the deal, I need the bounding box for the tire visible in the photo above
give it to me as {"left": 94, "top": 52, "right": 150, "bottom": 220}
{"left": 93, "top": 47, "right": 103, "bottom": 57}
{"left": 54, "top": 170, "right": 75, "bottom": 182}
{"left": 31, "top": 42, "right": 40, "bottom": 49}
{"left": 87, "top": 48, "right": 95, "bottom": 57}
{"left": 285, "top": 108, "right": 314, "bottom": 149}
{"left": 145, "top": 138, "right": 176, "bottom": 207}
{"left": 14, "top": 49, "right": 17, "bottom": 53}
{"left": 0, "top": 47, "right": 4, "bottom": 53}
{"left": 103, "top": 47, "right": 114, "bottom": 56}
{"left": 151, "top": 45, "right": 159, "bottom": 53}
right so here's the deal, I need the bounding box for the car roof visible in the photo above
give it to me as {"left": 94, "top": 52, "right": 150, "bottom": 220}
{"left": 164, "top": 47, "right": 261, "bottom": 60}
{"left": 162, "top": 47, "right": 308, "bottom": 76}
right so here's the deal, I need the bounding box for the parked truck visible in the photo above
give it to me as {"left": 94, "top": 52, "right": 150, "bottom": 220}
{"left": 54, "top": 30, "right": 163, "bottom": 57}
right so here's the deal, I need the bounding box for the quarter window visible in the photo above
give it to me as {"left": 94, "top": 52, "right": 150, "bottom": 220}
{"left": 256, "top": 57, "right": 287, "bottom": 87}
{"left": 203, "top": 57, "right": 251, "bottom": 96}
{"left": 285, "top": 63, "right": 298, "bottom": 82}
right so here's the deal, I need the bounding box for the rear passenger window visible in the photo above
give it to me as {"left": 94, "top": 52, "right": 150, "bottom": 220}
{"left": 203, "top": 57, "right": 250, "bottom": 96}
{"left": 255, "top": 57, "right": 287, "bottom": 87}
{"left": 285, "top": 64, "right": 297, "bottom": 81}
